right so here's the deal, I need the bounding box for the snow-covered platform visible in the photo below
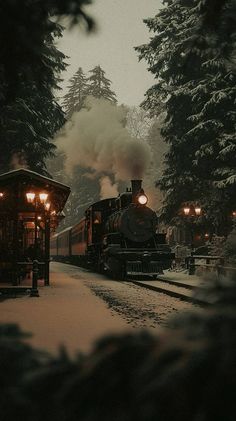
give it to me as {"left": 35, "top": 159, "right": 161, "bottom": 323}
{"left": 0, "top": 262, "right": 128, "bottom": 354}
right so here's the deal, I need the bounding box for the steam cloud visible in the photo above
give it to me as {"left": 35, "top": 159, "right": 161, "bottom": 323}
{"left": 99, "top": 176, "right": 119, "bottom": 199}
{"left": 56, "top": 98, "right": 152, "bottom": 181}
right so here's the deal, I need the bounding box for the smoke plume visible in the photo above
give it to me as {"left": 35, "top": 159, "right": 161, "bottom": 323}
{"left": 99, "top": 176, "right": 119, "bottom": 199}
{"left": 56, "top": 97, "right": 151, "bottom": 181}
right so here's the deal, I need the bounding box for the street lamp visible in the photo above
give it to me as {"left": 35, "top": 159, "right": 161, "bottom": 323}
{"left": 45, "top": 202, "right": 51, "bottom": 212}
{"left": 183, "top": 207, "right": 190, "bottom": 216}
{"left": 195, "top": 207, "right": 202, "bottom": 216}
{"left": 26, "top": 191, "right": 50, "bottom": 259}
{"left": 182, "top": 204, "right": 202, "bottom": 250}
{"left": 26, "top": 192, "right": 35, "bottom": 203}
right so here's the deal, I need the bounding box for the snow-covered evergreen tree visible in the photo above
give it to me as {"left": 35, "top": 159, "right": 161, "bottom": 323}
{"left": 0, "top": 22, "right": 66, "bottom": 175}
{"left": 0, "top": 0, "right": 94, "bottom": 175}
{"left": 125, "top": 107, "right": 151, "bottom": 139}
{"left": 62, "top": 67, "right": 88, "bottom": 118}
{"left": 198, "top": 0, "right": 236, "bottom": 67}
{"left": 136, "top": 0, "right": 236, "bottom": 234}
{"left": 87, "top": 66, "right": 117, "bottom": 103}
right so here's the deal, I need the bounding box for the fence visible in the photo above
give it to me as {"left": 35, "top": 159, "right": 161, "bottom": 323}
{"left": 187, "top": 255, "right": 236, "bottom": 278}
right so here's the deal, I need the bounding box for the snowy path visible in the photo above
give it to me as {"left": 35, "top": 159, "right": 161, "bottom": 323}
{"left": 83, "top": 276, "right": 197, "bottom": 329}
{"left": 0, "top": 262, "right": 197, "bottom": 355}
{"left": 0, "top": 262, "right": 128, "bottom": 354}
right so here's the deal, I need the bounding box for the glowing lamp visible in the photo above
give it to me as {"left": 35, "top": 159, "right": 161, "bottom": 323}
{"left": 232, "top": 211, "right": 236, "bottom": 218}
{"left": 205, "top": 233, "right": 209, "bottom": 238}
{"left": 39, "top": 193, "right": 48, "bottom": 204}
{"left": 0, "top": 192, "right": 3, "bottom": 198}
{"left": 45, "top": 202, "right": 51, "bottom": 211}
{"left": 195, "top": 207, "right": 201, "bottom": 216}
{"left": 26, "top": 192, "right": 35, "bottom": 203}
{"left": 183, "top": 207, "right": 190, "bottom": 216}
{"left": 138, "top": 194, "right": 148, "bottom": 205}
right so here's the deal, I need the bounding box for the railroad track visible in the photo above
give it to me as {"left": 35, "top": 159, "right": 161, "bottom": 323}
{"left": 124, "top": 277, "right": 208, "bottom": 305}
{"left": 56, "top": 261, "right": 207, "bottom": 305}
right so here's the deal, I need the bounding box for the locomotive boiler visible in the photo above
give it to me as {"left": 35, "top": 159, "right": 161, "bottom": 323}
{"left": 51, "top": 180, "right": 174, "bottom": 279}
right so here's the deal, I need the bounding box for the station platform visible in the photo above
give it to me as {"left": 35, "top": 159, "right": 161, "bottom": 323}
{"left": 0, "top": 262, "right": 128, "bottom": 355}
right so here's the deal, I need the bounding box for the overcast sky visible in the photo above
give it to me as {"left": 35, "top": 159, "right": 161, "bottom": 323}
{"left": 57, "top": 0, "right": 162, "bottom": 106}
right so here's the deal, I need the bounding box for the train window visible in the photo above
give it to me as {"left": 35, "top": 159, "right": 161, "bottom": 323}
{"left": 93, "top": 211, "right": 101, "bottom": 224}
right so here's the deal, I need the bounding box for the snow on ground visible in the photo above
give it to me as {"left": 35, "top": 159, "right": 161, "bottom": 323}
{"left": 0, "top": 263, "right": 129, "bottom": 355}
{"left": 85, "top": 278, "right": 197, "bottom": 328}
{"left": 0, "top": 263, "right": 198, "bottom": 355}
{"left": 162, "top": 269, "right": 203, "bottom": 286}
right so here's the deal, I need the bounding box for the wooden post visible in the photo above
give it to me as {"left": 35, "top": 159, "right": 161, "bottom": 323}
{"left": 44, "top": 216, "right": 50, "bottom": 286}
{"left": 30, "top": 260, "right": 39, "bottom": 297}
{"left": 188, "top": 256, "right": 195, "bottom": 275}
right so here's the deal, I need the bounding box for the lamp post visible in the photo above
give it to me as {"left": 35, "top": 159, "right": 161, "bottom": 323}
{"left": 183, "top": 204, "right": 202, "bottom": 251}
{"left": 26, "top": 191, "right": 51, "bottom": 289}
{"left": 44, "top": 202, "right": 51, "bottom": 286}
{"left": 26, "top": 192, "right": 49, "bottom": 260}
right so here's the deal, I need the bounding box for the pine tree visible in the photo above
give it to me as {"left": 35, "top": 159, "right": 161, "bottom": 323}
{"left": 0, "top": 0, "right": 94, "bottom": 175}
{"left": 0, "top": 23, "right": 67, "bottom": 175}
{"left": 62, "top": 67, "right": 89, "bottom": 119}
{"left": 0, "top": 0, "right": 94, "bottom": 107}
{"left": 87, "top": 66, "right": 117, "bottom": 103}
{"left": 136, "top": 0, "right": 236, "bottom": 234}
{"left": 199, "top": 0, "right": 236, "bottom": 65}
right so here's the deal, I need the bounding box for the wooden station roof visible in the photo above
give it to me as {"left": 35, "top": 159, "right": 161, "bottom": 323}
{"left": 0, "top": 168, "right": 71, "bottom": 213}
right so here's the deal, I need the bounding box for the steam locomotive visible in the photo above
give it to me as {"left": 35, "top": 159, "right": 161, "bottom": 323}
{"left": 50, "top": 180, "right": 174, "bottom": 279}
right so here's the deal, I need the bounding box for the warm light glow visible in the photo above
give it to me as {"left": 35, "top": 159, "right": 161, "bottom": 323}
{"left": 45, "top": 202, "right": 51, "bottom": 211}
{"left": 24, "top": 221, "right": 35, "bottom": 229}
{"left": 195, "top": 207, "right": 201, "bottom": 216}
{"left": 232, "top": 211, "right": 236, "bottom": 218}
{"left": 205, "top": 233, "right": 209, "bottom": 238}
{"left": 183, "top": 207, "right": 190, "bottom": 216}
{"left": 26, "top": 192, "right": 35, "bottom": 203}
{"left": 37, "top": 216, "right": 42, "bottom": 220}
{"left": 39, "top": 192, "right": 48, "bottom": 203}
{"left": 0, "top": 192, "right": 3, "bottom": 198}
{"left": 138, "top": 194, "right": 148, "bottom": 205}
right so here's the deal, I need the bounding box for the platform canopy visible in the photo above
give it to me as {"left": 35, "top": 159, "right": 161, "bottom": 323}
{"left": 0, "top": 168, "right": 71, "bottom": 285}
{"left": 0, "top": 168, "right": 70, "bottom": 212}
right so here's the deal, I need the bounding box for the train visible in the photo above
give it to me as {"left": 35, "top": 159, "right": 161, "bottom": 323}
{"left": 50, "top": 179, "right": 174, "bottom": 279}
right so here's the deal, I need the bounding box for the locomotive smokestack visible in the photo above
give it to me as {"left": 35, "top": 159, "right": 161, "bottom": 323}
{"left": 131, "top": 179, "right": 142, "bottom": 202}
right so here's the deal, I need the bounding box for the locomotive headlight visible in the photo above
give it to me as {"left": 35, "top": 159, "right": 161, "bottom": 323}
{"left": 138, "top": 194, "right": 148, "bottom": 205}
